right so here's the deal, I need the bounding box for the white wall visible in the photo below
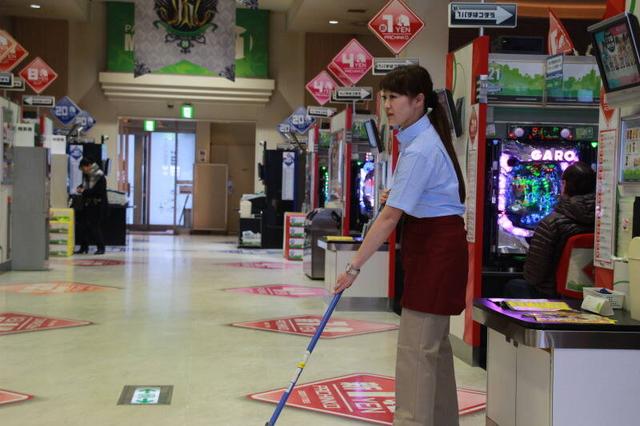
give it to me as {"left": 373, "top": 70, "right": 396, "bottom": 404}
{"left": 399, "top": 0, "right": 450, "bottom": 90}
{"left": 67, "top": 2, "right": 305, "bottom": 192}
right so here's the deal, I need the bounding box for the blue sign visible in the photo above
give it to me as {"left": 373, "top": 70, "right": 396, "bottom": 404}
{"left": 277, "top": 121, "right": 291, "bottom": 134}
{"left": 53, "top": 96, "right": 81, "bottom": 126}
{"left": 74, "top": 110, "right": 96, "bottom": 132}
{"left": 287, "top": 107, "right": 315, "bottom": 135}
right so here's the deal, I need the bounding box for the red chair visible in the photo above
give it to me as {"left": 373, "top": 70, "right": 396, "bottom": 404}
{"left": 555, "top": 233, "right": 595, "bottom": 299}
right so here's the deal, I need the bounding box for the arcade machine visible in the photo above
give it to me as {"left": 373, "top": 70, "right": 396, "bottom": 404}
{"left": 483, "top": 123, "right": 599, "bottom": 275}
{"left": 325, "top": 114, "right": 379, "bottom": 235}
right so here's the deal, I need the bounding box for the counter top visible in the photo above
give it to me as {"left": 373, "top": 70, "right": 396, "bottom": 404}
{"left": 317, "top": 237, "right": 392, "bottom": 252}
{"left": 473, "top": 298, "right": 640, "bottom": 349}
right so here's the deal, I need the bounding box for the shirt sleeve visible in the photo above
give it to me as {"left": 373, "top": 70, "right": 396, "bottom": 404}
{"left": 386, "top": 150, "right": 438, "bottom": 214}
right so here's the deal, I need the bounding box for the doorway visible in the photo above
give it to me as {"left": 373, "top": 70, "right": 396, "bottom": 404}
{"left": 119, "top": 120, "right": 196, "bottom": 231}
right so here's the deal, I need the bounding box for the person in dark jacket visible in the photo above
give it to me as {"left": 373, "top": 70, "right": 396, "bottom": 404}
{"left": 74, "top": 158, "right": 107, "bottom": 255}
{"left": 504, "top": 161, "right": 596, "bottom": 298}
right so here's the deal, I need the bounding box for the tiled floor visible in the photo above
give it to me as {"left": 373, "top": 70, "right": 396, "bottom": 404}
{"left": 0, "top": 235, "right": 486, "bottom": 425}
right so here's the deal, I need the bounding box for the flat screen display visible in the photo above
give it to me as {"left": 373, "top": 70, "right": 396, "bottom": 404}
{"left": 364, "top": 119, "right": 384, "bottom": 153}
{"left": 590, "top": 13, "right": 640, "bottom": 92}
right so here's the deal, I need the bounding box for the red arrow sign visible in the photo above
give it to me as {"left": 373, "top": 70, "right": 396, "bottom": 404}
{"left": 368, "top": 0, "right": 425, "bottom": 55}
{"left": 0, "top": 312, "right": 92, "bottom": 336}
{"left": 329, "top": 39, "right": 374, "bottom": 85}
{"left": 19, "top": 57, "right": 58, "bottom": 94}
{"left": 0, "top": 41, "right": 28, "bottom": 72}
{"left": 0, "top": 389, "right": 33, "bottom": 406}
{"left": 249, "top": 373, "right": 486, "bottom": 424}
{"left": 232, "top": 315, "right": 398, "bottom": 338}
{"left": 306, "top": 71, "right": 338, "bottom": 106}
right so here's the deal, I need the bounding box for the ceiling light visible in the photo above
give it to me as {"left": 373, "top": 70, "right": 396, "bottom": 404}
{"left": 329, "top": 20, "right": 339, "bottom": 25}
{"left": 30, "top": 4, "right": 41, "bottom": 9}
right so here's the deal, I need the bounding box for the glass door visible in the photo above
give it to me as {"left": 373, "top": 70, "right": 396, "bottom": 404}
{"left": 120, "top": 120, "right": 196, "bottom": 230}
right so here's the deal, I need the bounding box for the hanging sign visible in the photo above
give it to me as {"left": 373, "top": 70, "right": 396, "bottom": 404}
{"left": 448, "top": 2, "right": 517, "bottom": 28}
{"left": 19, "top": 57, "right": 58, "bottom": 94}
{"left": 368, "top": 0, "right": 425, "bottom": 55}
{"left": 287, "top": 106, "right": 316, "bottom": 134}
{"left": 373, "top": 57, "right": 419, "bottom": 75}
{"left": 0, "top": 41, "right": 28, "bottom": 72}
{"left": 0, "top": 72, "right": 12, "bottom": 88}
{"left": 277, "top": 121, "right": 291, "bottom": 135}
{"left": 0, "top": 30, "right": 17, "bottom": 62}
{"left": 306, "top": 70, "right": 339, "bottom": 106}
{"left": 73, "top": 110, "right": 96, "bottom": 132}
{"left": 332, "top": 87, "right": 374, "bottom": 103}
{"left": 7, "top": 76, "right": 25, "bottom": 91}
{"left": 307, "top": 106, "right": 337, "bottom": 118}
{"left": 329, "top": 39, "right": 374, "bottom": 85}
{"left": 53, "top": 96, "right": 82, "bottom": 126}
{"left": 328, "top": 61, "right": 353, "bottom": 87}
{"left": 22, "top": 95, "right": 55, "bottom": 108}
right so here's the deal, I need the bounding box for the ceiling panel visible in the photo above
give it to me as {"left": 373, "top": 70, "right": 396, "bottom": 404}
{"left": 0, "top": 0, "right": 90, "bottom": 22}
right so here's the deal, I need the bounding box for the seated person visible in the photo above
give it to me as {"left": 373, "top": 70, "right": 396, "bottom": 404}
{"left": 504, "top": 161, "right": 596, "bottom": 298}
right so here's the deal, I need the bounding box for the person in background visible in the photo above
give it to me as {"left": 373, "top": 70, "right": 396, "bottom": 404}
{"left": 74, "top": 158, "right": 107, "bottom": 255}
{"left": 504, "top": 161, "right": 597, "bottom": 298}
{"left": 334, "top": 65, "right": 468, "bottom": 426}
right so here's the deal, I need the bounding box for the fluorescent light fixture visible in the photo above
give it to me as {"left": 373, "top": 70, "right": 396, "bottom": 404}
{"left": 30, "top": 4, "right": 41, "bottom": 9}
{"left": 329, "top": 20, "right": 339, "bottom": 25}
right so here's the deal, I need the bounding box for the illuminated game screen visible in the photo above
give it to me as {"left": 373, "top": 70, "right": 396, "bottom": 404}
{"left": 498, "top": 140, "right": 577, "bottom": 240}
{"left": 357, "top": 158, "right": 376, "bottom": 217}
{"left": 502, "top": 162, "right": 563, "bottom": 234}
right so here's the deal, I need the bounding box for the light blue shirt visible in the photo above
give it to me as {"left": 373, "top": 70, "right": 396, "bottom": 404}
{"left": 386, "top": 114, "right": 465, "bottom": 218}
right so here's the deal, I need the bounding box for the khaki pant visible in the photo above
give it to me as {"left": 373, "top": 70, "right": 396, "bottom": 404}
{"left": 393, "top": 308, "right": 459, "bottom": 426}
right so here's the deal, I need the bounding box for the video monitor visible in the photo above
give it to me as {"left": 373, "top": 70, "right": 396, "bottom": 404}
{"left": 589, "top": 12, "right": 640, "bottom": 93}
{"left": 364, "top": 119, "right": 384, "bottom": 153}
{"left": 436, "top": 89, "right": 463, "bottom": 137}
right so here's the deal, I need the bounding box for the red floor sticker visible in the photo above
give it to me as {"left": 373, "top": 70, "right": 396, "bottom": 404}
{"left": 0, "top": 312, "right": 92, "bottom": 336}
{"left": 249, "top": 373, "right": 486, "bottom": 424}
{"left": 0, "top": 281, "right": 115, "bottom": 295}
{"left": 71, "top": 259, "right": 125, "bottom": 267}
{"left": 0, "top": 389, "right": 33, "bottom": 406}
{"left": 232, "top": 315, "right": 398, "bottom": 339}
{"left": 224, "top": 285, "right": 328, "bottom": 298}
{"left": 223, "top": 262, "right": 299, "bottom": 270}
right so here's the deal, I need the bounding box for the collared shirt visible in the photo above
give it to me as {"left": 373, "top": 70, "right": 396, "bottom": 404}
{"left": 386, "top": 114, "right": 465, "bottom": 218}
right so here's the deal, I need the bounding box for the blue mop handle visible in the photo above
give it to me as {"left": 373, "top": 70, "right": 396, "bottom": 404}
{"left": 265, "top": 291, "right": 343, "bottom": 426}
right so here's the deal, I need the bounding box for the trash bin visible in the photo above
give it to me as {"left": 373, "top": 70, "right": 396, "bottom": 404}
{"left": 628, "top": 237, "right": 640, "bottom": 320}
{"left": 303, "top": 208, "right": 341, "bottom": 280}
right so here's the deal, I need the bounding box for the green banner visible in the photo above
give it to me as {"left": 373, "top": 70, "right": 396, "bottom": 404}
{"left": 106, "top": 2, "right": 269, "bottom": 78}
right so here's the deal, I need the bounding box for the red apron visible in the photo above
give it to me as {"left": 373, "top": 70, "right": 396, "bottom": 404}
{"left": 400, "top": 215, "right": 469, "bottom": 315}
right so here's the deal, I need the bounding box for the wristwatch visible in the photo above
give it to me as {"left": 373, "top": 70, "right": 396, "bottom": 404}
{"left": 345, "top": 263, "right": 361, "bottom": 277}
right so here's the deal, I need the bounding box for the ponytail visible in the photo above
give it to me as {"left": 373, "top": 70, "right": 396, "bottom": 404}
{"left": 428, "top": 96, "right": 466, "bottom": 203}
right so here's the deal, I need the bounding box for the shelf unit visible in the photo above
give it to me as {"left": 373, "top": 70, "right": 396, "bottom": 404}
{"left": 49, "top": 208, "right": 75, "bottom": 257}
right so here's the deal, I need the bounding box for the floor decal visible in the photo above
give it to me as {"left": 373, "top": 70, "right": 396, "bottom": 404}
{"left": 0, "top": 281, "right": 116, "bottom": 295}
{"left": 249, "top": 373, "right": 486, "bottom": 424}
{"left": 223, "top": 262, "right": 300, "bottom": 270}
{"left": 224, "top": 285, "right": 327, "bottom": 298}
{"left": 0, "top": 389, "right": 33, "bottom": 406}
{"left": 0, "top": 312, "right": 92, "bottom": 336}
{"left": 232, "top": 315, "right": 398, "bottom": 339}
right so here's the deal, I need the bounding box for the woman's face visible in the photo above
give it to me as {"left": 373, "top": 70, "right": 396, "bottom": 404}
{"left": 381, "top": 90, "right": 424, "bottom": 128}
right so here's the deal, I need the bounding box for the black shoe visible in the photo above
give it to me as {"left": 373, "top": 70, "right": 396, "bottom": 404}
{"left": 94, "top": 248, "right": 105, "bottom": 255}
{"left": 74, "top": 247, "right": 88, "bottom": 254}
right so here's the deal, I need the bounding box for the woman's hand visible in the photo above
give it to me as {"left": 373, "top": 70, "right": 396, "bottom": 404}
{"left": 380, "top": 189, "right": 390, "bottom": 205}
{"left": 334, "top": 272, "right": 357, "bottom": 294}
